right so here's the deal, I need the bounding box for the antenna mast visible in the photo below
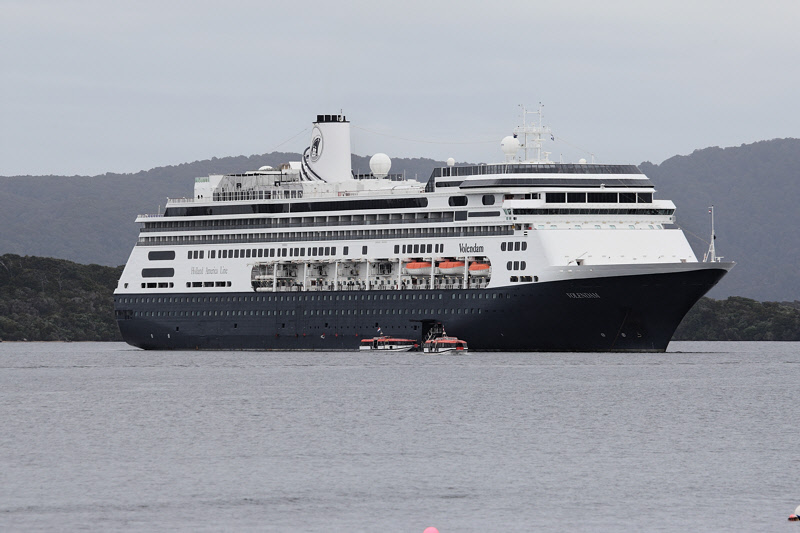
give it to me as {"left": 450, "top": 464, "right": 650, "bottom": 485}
{"left": 703, "top": 205, "right": 722, "bottom": 262}
{"left": 514, "top": 103, "right": 552, "bottom": 163}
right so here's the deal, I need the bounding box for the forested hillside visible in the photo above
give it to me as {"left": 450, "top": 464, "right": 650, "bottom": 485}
{"left": 640, "top": 138, "right": 800, "bottom": 301}
{"left": 0, "top": 254, "right": 122, "bottom": 341}
{"left": 673, "top": 296, "right": 800, "bottom": 341}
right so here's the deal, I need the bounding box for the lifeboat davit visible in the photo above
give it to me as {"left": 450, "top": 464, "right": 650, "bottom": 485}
{"left": 437, "top": 261, "right": 466, "bottom": 276}
{"left": 468, "top": 262, "right": 491, "bottom": 277}
{"left": 405, "top": 261, "right": 433, "bottom": 276}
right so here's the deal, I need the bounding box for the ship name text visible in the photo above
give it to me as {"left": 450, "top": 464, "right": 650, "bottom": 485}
{"left": 191, "top": 266, "right": 229, "bottom": 275}
{"left": 566, "top": 292, "right": 601, "bottom": 299}
{"left": 459, "top": 243, "right": 484, "bottom": 253}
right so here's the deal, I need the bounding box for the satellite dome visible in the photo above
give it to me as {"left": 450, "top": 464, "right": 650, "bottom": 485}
{"left": 258, "top": 165, "right": 274, "bottom": 171}
{"left": 446, "top": 158, "right": 455, "bottom": 167}
{"left": 369, "top": 153, "right": 391, "bottom": 178}
{"left": 578, "top": 158, "right": 587, "bottom": 164}
{"left": 501, "top": 136, "right": 520, "bottom": 157}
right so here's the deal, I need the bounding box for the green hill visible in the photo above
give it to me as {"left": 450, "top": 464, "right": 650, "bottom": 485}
{"left": 0, "top": 254, "right": 122, "bottom": 341}
{"left": 673, "top": 296, "right": 800, "bottom": 341}
{"left": 640, "top": 138, "right": 800, "bottom": 301}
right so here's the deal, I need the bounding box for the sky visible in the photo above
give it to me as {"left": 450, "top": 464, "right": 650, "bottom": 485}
{"left": 2, "top": 0, "right": 799, "bottom": 176}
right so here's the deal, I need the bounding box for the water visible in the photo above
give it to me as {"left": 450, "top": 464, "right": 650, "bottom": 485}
{"left": 1, "top": 342, "right": 799, "bottom": 532}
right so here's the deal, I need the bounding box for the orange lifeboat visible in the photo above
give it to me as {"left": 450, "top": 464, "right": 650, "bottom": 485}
{"left": 468, "top": 262, "right": 491, "bottom": 277}
{"left": 437, "top": 261, "right": 466, "bottom": 276}
{"left": 405, "top": 261, "right": 433, "bottom": 276}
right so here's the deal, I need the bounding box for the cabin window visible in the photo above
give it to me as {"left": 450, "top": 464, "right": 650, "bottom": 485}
{"left": 637, "top": 192, "right": 653, "bottom": 203}
{"left": 149, "top": 251, "right": 175, "bottom": 261}
{"left": 619, "top": 192, "right": 636, "bottom": 203}
{"left": 546, "top": 192, "right": 566, "bottom": 203}
{"left": 448, "top": 196, "right": 468, "bottom": 207}
{"left": 482, "top": 194, "right": 495, "bottom": 206}
{"left": 594, "top": 192, "right": 618, "bottom": 203}
{"left": 567, "top": 192, "right": 586, "bottom": 203}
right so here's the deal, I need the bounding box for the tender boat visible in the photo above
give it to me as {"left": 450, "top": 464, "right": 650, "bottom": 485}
{"left": 423, "top": 336, "right": 469, "bottom": 354}
{"left": 360, "top": 336, "right": 418, "bottom": 352}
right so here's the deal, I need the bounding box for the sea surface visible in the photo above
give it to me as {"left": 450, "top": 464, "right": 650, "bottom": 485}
{"left": 1, "top": 341, "right": 799, "bottom": 532}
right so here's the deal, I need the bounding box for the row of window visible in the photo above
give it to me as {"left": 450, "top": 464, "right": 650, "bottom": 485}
{"left": 212, "top": 189, "right": 302, "bottom": 202}
{"left": 546, "top": 192, "right": 653, "bottom": 204}
{"left": 394, "top": 243, "right": 444, "bottom": 255}
{"left": 143, "top": 210, "right": 455, "bottom": 232}
{"left": 186, "top": 281, "right": 233, "bottom": 288}
{"left": 433, "top": 163, "right": 643, "bottom": 178}
{"left": 513, "top": 208, "right": 673, "bottom": 216}
{"left": 117, "top": 291, "right": 508, "bottom": 305}
{"left": 506, "top": 261, "right": 527, "bottom": 271}
{"left": 188, "top": 246, "right": 348, "bottom": 260}
{"left": 123, "top": 307, "right": 485, "bottom": 318}
{"left": 136, "top": 281, "right": 233, "bottom": 289}
{"left": 510, "top": 276, "right": 537, "bottom": 282}
{"left": 164, "top": 197, "right": 429, "bottom": 217}
{"left": 137, "top": 225, "right": 513, "bottom": 246}
{"left": 500, "top": 241, "right": 528, "bottom": 252}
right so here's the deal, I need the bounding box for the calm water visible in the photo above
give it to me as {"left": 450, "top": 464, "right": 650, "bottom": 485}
{"left": 1, "top": 342, "right": 799, "bottom": 532}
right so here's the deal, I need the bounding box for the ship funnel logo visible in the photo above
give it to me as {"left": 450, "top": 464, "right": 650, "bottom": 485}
{"left": 310, "top": 127, "right": 323, "bottom": 162}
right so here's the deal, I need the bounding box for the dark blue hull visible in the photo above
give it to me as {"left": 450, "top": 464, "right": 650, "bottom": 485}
{"left": 115, "top": 267, "right": 729, "bottom": 352}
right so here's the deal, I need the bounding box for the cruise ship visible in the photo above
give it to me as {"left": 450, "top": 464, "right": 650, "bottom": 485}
{"left": 113, "top": 110, "right": 733, "bottom": 351}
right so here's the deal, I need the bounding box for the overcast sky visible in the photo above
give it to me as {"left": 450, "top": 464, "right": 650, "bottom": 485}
{"left": 2, "top": 0, "right": 799, "bottom": 176}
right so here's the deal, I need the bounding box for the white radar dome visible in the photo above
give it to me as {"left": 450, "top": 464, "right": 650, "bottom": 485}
{"left": 578, "top": 158, "right": 587, "bottom": 164}
{"left": 369, "top": 153, "right": 392, "bottom": 178}
{"left": 501, "top": 136, "right": 520, "bottom": 158}
{"left": 259, "top": 165, "right": 274, "bottom": 171}
{"left": 446, "top": 157, "right": 455, "bottom": 167}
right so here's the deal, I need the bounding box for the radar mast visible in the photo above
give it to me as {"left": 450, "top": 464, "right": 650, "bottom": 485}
{"left": 514, "top": 103, "right": 552, "bottom": 163}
